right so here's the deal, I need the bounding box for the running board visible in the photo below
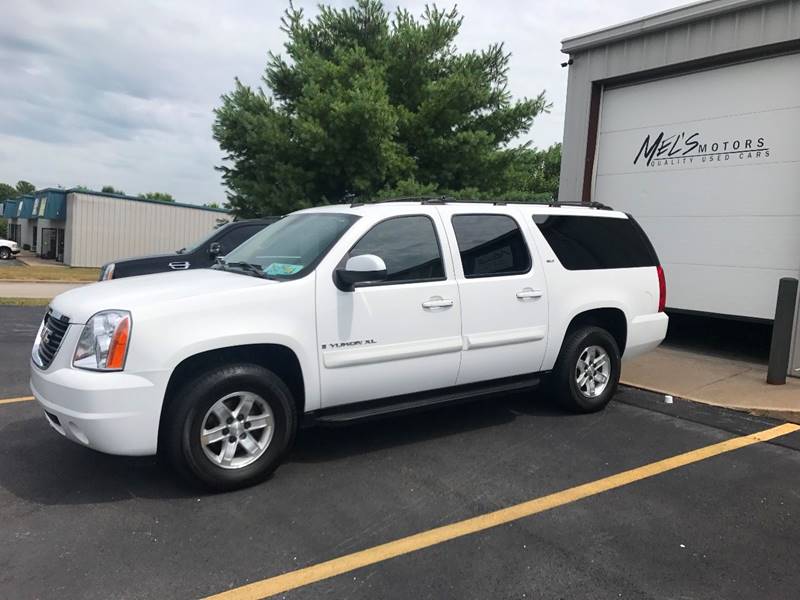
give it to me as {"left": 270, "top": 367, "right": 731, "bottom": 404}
{"left": 308, "top": 374, "right": 541, "bottom": 425}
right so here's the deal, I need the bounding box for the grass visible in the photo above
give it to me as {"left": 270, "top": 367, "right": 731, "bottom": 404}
{"left": 0, "top": 265, "right": 99, "bottom": 282}
{"left": 0, "top": 297, "right": 51, "bottom": 306}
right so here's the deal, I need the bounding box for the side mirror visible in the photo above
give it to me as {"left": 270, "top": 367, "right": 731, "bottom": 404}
{"left": 336, "top": 254, "right": 387, "bottom": 291}
{"left": 208, "top": 242, "right": 222, "bottom": 257}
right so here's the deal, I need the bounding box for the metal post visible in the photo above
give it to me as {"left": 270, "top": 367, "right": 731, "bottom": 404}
{"left": 767, "top": 277, "right": 799, "bottom": 385}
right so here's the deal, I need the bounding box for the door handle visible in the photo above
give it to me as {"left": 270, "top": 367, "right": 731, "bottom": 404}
{"left": 516, "top": 288, "right": 543, "bottom": 299}
{"left": 422, "top": 297, "right": 454, "bottom": 309}
{"left": 168, "top": 261, "right": 190, "bottom": 270}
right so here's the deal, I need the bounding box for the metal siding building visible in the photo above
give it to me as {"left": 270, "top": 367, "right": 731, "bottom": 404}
{"left": 559, "top": 0, "right": 800, "bottom": 376}
{"left": 64, "top": 192, "right": 229, "bottom": 267}
{"left": 5, "top": 189, "right": 230, "bottom": 267}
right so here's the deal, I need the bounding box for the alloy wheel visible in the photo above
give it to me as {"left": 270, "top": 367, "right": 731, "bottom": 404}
{"left": 200, "top": 391, "right": 274, "bottom": 469}
{"left": 575, "top": 345, "right": 611, "bottom": 398}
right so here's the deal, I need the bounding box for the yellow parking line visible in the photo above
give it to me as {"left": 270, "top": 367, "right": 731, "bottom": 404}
{"left": 0, "top": 395, "right": 34, "bottom": 406}
{"left": 205, "top": 422, "right": 800, "bottom": 600}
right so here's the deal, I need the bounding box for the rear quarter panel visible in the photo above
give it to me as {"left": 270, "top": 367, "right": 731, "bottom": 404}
{"left": 519, "top": 209, "right": 664, "bottom": 369}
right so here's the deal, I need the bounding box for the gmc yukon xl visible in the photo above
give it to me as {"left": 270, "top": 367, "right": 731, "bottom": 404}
{"left": 30, "top": 200, "right": 668, "bottom": 490}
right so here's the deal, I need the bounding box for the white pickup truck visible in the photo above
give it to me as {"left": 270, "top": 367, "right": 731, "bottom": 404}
{"left": 0, "top": 238, "right": 20, "bottom": 260}
{"left": 30, "top": 200, "right": 668, "bottom": 490}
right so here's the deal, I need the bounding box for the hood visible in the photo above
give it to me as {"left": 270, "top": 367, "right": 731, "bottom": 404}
{"left": 51, "top": 268, "right": 276, "bottom": 323}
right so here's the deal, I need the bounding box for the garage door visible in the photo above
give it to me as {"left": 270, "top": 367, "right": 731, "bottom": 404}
{"left": 593, "top": 52, "right": 800, "bottom": 320}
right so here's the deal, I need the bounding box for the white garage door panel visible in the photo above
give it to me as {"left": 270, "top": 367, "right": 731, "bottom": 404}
{"left": 596, "top": 106, "right": 800, "bottom": 176}
{"left": 594, "top": 52, "right": 800, "bottom": 319}
{"left": 595, "top": 162, "right": 800, "bottom": 217}
{"left": 665, "top": 263, "right": 796, "bottom": 319}
{"left": 599, "top": 53, "right": 800, "bottom": 133}
{"left": 636, "top": 216, "right": 800, "bottom": 272}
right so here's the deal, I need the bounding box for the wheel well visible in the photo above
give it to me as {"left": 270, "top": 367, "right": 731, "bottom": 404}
{"left": 160, "top": 344, "right": 305, "bottom": 447}
{"left": 565, "top": 308, "right": 627, "bottom": 355}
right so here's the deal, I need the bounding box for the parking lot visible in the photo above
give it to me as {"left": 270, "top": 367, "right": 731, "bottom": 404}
{"left": 2, "top": 305, "right": 800, "bottom": 599}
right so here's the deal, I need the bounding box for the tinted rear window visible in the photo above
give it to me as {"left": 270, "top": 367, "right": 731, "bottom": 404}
{"left": 533, "top": 214, "right": 657, "bottom": 270}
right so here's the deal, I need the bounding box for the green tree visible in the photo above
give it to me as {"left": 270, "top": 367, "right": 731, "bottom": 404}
{"left": 204, "top": 202, "right": 222, "bottom": 209}
{"left": 15, "top": 180, "right": 35, "bottom": 194}
{"left": 214, "top": 0, "right": 549, "bottom": 217}
{"left": 101, "top": 185, "right": 124, "bottom": 194}
{"left": 503, "top": 143, "right": 561, "bottom": 200}
{"left": 138, "top": 192, "right": 175, "bottom": 202}
{"left": 0, "top": 183, "right": 17, "bottom": 201}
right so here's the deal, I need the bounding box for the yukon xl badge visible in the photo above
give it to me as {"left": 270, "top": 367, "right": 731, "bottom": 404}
{"left": 321, "top": 339, "right": 376, "bottom": 350}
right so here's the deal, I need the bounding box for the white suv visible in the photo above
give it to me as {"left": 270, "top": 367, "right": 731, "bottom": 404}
{"left": 30, "top": 200, "right": 668, "bottom": 490}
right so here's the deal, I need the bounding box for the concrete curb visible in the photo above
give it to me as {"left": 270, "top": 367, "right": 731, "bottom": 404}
{"left": 0, "top": 279, "right": 92, "bottom": 284}
{"left": 620, "top": 379, "right": 800, "bottom": 423}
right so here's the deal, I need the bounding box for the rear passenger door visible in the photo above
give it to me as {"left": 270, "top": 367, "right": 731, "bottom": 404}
{"left": 439, "top": 207, "right": 549, "bottom": 385}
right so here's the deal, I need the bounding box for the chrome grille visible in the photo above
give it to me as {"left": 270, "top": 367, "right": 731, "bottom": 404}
{"left": 37, "top": 310, "right": 70, "bottom": 369}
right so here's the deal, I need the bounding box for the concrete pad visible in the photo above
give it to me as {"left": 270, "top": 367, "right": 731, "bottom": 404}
{"left": 16, "top": 252, "right": 63, "bottom": 268}
{"left": 622, "top": 346, "right": 800, "bottom": 418}
{"left": 0, "top": 281, "right": 86, "bottom": 299}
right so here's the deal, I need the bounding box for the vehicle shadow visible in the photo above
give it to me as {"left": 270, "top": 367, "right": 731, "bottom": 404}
{"left": 289, "top": 391, "right": 565, "bottom": 464}
{"left": 0, "top": 414, "right": 192, "bottom": 505}
{"left": 0, "top": 391, "right": 568, "bottom": 506}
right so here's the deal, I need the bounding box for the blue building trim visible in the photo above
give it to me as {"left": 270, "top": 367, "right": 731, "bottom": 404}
{"left": 5, "top": 188, "right": 230, "bottom": 222}
{"left": 2, "top": 199, "right": 19, "bottom": 218}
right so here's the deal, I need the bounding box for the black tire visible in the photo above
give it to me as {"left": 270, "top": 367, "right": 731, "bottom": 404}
{"left": 162, "top": 363, "right": 298, "bottom": 491}
{"left": 550, "top": 326, "right": 620, "bottom": 413}
{"left": 0, "top": 247, "right": 10, "bottom": 260}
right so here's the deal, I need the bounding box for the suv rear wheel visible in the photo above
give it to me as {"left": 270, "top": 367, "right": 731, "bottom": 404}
{"left": 162, "top": 363, "right": 297, "bottom": 491}
{"left": 551, "top": 326, "right": 620, "bottom": 413}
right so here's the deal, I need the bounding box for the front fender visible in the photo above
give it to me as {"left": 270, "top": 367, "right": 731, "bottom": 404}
{"left": 124, "top": 277, "right": 321, "bottom": 411}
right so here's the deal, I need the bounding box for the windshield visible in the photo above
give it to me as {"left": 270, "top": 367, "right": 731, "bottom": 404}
{"left": 219, "top": 213, "right": 359, "bottom": 279}
{"left": 179, "top": 223, "right": 231, "bottom": 254}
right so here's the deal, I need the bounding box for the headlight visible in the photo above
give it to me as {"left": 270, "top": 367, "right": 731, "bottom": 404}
{"left": 99, "top": 263, "right": 115, "bottom": 281}
{"left": 73, "top": 310, "right": 131, "bottom": 371}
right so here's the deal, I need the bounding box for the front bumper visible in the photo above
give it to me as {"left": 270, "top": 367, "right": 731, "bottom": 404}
{"left": 11, "top": 248, "right": 20, "bottom": 255}
{"left": 30, "top": 324, "right": 168, "bottom": 456}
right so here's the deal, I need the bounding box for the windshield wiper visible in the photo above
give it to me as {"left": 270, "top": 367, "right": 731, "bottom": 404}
{"left": 215, "top": 259, "right": 276, "bottom": 280}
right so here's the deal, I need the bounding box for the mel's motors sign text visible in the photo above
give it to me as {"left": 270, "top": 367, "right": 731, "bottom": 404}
{"left": 633, "top": 131, "right": 770, "bottom": 167}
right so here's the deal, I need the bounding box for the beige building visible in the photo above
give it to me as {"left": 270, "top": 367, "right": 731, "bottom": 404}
{"left": 3, "top": 188, "right": 230, "bottom": 267}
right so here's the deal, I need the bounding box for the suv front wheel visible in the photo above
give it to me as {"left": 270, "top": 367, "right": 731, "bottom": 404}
{"left": 550, "top": 326, "right": 621, "bottom": 413}
{"left": 162, "top": 363, "right": 297, "bottom": 491}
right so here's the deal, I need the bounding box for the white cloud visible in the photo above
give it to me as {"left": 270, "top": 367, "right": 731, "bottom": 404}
{"left": 0, "top": 0, "right": 686, "bottom": 204}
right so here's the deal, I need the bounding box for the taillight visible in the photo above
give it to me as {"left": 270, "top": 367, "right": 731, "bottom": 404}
{"left": 656, "top": 265, "right": 667, "bottom": 312}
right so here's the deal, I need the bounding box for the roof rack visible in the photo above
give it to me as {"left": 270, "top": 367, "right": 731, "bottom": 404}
{"left": 348, "top": 195, "right": 449, "bottom": 208}
{"left": 343, "top": 196, "right": 606, "bottom": 210}
{"left": 548, "top": 200, "right": 614, "bottom": 210}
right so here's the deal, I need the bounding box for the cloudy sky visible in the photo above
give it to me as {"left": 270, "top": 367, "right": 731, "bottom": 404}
{"left": 0, "top": 0, "right": 685, "bottom": 205}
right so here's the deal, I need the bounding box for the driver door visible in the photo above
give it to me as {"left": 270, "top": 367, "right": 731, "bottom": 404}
{"left": 315, "top": 210, "right": 462, "bottom": 408}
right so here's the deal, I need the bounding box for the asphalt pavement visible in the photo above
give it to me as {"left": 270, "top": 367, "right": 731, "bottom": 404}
{"left": 2, "top": 305, "right": 800, "bottom": 599}
{"left": 0, "top": 305, "right": 45, "bottom": 397}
